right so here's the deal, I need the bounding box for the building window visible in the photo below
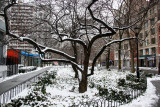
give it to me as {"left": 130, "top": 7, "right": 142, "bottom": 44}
{"left": 145, "top": 31, "right": 148, "bottom": 37}
{"left": 125, "top": 51, "right": 129, "bottom": 56}
{"left": 124, "top": 44, "right": 128, "bottom": 50}
{"left": 145, "top": 49, "right": 149, "bottom": 55}
{"left": 150, "top": 9, "right": 152, "bottom": 15}
{"left": 139, "top": 33, "right": 143, "bottom": 39}
{"left": 121, "top": 44, "right": 123, "bottom": 49}
{"left": 151, "top": 38, "right": 155, "bottom": 44}
{"left": 151, "top": 28, "right": 155, "bottom": 35}
{"left": 145, "top": 39, "right": 149, "bottom": 46}
{"left": 144, "top": 21, "right": 148, "bottom": 28}
{"left": 150, "top": 18, "right": 155, "bottom": 25}
{"left": 140, "top": 42, "right": 143, "bottom": 47}
{"left": 151, "top": 47, "right": 156, "bottom": 54}
{"left": 116, "top": 53, "right": 118, "bottom": 58}
{"left": 140, "top": 50, "right": 143, "bottom": 56}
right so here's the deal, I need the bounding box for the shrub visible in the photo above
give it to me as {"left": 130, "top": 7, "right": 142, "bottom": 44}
{"left": 118, "top": 79, "right": 126, "bottom": 86}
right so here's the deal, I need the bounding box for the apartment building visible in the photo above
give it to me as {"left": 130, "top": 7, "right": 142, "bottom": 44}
{"left": 139, "top": 0, "right": 160, "bottom": 67}
{"left": 9, "top": 2, "right": 34, "bottom": 53}
{"left": 113, "top": 0, "right": 160, "bottom": 68}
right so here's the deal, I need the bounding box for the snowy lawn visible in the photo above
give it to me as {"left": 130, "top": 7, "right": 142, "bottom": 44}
{"left": 6, "top": 67, "right": 160, "bottom": 107}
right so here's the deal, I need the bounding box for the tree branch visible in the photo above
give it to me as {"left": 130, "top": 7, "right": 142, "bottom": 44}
{"left": 88, "top": 36, "right": 136, "bottom": 76}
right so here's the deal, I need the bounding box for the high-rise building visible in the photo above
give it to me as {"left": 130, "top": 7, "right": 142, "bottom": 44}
{"left": 8, "top": 2, "right": 34, "bottom": 52}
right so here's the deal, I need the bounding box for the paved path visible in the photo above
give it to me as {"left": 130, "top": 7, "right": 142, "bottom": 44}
{"left": 151, "top": 80, "right": 160, "bottom": 107}
{"left": 0, "top": 67, "right": 52, "bottom": 95}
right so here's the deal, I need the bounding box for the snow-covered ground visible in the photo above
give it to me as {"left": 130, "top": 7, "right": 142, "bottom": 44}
{"left": 7, "top": 66, "right": 160, "bottom": 107}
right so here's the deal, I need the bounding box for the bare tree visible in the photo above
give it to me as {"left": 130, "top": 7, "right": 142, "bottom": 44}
{"left": 2, "top": 0, "right": 153, "bottom": 93}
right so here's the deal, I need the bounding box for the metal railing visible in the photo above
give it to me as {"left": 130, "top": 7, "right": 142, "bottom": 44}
{"left": 0, "top": 71, "right": 45, "bottom": 106}
{"left": 70, "top": 79, "right": 147, "bottom": 107}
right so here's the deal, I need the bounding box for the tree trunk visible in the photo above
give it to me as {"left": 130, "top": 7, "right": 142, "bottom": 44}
{"left": 129, "top": 41, "right": 135, "bottom": 73}
{"left": 72, "top": 64, "right": 78, "bottom": 78}
{"left": 118, "top": 42, "right": 121, "bottom": 70}
{"left": 106, "top": 47, "right": 110, "bottom": 69}
{"left": 79, "top": 54, "right": 89, "bottom": 93}
{"left": 79, "top": 73, "right": 88, "bottom": 93}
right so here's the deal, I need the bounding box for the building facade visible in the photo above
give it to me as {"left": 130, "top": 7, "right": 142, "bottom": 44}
{"left": 9, "top": 3, "right": 34, "bottom": 53}
{"left": 113, "top": 0, "right": 160, "bottom": 68}
{"left": 139, "top": 0, "right": 160, "bottom": 67}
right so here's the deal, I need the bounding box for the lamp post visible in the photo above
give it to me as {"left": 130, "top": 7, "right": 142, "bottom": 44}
{"left": 134, "top": 27, "right": 140, "bottom": 80}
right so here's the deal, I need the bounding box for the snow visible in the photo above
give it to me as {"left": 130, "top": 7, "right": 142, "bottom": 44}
{"left": 6, "top": 66, "right": 160, "bottom": 107}
{"left": 121, "top": 76, "right": 160, "bottom": 107}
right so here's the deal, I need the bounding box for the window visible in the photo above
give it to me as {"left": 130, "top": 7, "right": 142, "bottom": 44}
{"left": 139, "top": 33, "right": 143, "bottom": 38}
{"left": 145, "top": 31, "right": 148, "bottom": 37}
{"left": 124, "top": 44, "right": 128, "bottom": 50}
{"left": 140, "top": 42, "right": 143, "bottom": 47}
{"left": 125, "top": 51, "right": 129, "bottom": 56}
{"left": 144, "top": 21, "right": 148, "bottom": 28}
{"left": 145, "top": 39, "right": 149, "bottom": 46}
{"left": 151, "top": 28, "right": 155, "bottom": 35}
{"left": 151, "top": 38, "right": 155, "bottom": 44}
{"left": 121, "top": 44, "right": 123, "bottom": 49}
{"left": 150, "top": 9, "right": 152, "bottom": 15}
{"left": 140, "top": 50, "right": 143, "bottom": 56}
{"left": 145, "top": 49, "right": 149, "bottom": 55}
{"left": 116, "top": 53, "right": 118, "bottom": 58}
{"left": 151, "top": 47, "right": 156, "bottom": 54}
{"left": 151, "top": 18, "right": 155, "bottom": 25}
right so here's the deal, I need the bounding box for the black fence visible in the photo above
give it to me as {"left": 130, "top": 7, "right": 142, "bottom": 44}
{"left": 70, "top": 79, "right": 147, "bottom": 107}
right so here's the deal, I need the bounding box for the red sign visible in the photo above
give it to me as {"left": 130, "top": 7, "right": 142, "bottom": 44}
{"left": 7, "top": 49, "right": 19, "bottom": 58}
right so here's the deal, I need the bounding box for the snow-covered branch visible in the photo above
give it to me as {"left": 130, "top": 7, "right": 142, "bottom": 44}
{"left": 41, "top": 47, "right": 75, "bottom": 60}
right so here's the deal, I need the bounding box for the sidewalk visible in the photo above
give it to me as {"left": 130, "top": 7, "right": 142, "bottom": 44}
{"left": 151, "top": 80, "right": 160, "bottom": 107}
{"left": 0, "top": 66, "right": 52, "bottom": 95}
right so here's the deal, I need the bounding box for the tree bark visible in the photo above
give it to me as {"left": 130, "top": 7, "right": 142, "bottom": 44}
{"left": 118, "top": 42, "right": 121, "bottom": 70}
{"left": 79, "top": 54, "right": 89, "bottom": 93}
{"left": 106, "top": 47, "right": 110, "bottom": 69}
{"left": 79, "top": 73, "right": 88, "bottom": 93}
{"left": 129, "top": 41, "right": 135, "bottom": 73}
{"left": 72, "top": 64, "right": 78, "bottom": 78}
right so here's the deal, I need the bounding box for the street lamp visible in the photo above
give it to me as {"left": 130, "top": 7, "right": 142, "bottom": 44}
{"left": 134, "top": 27, "right": 140, "bottom": 80}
